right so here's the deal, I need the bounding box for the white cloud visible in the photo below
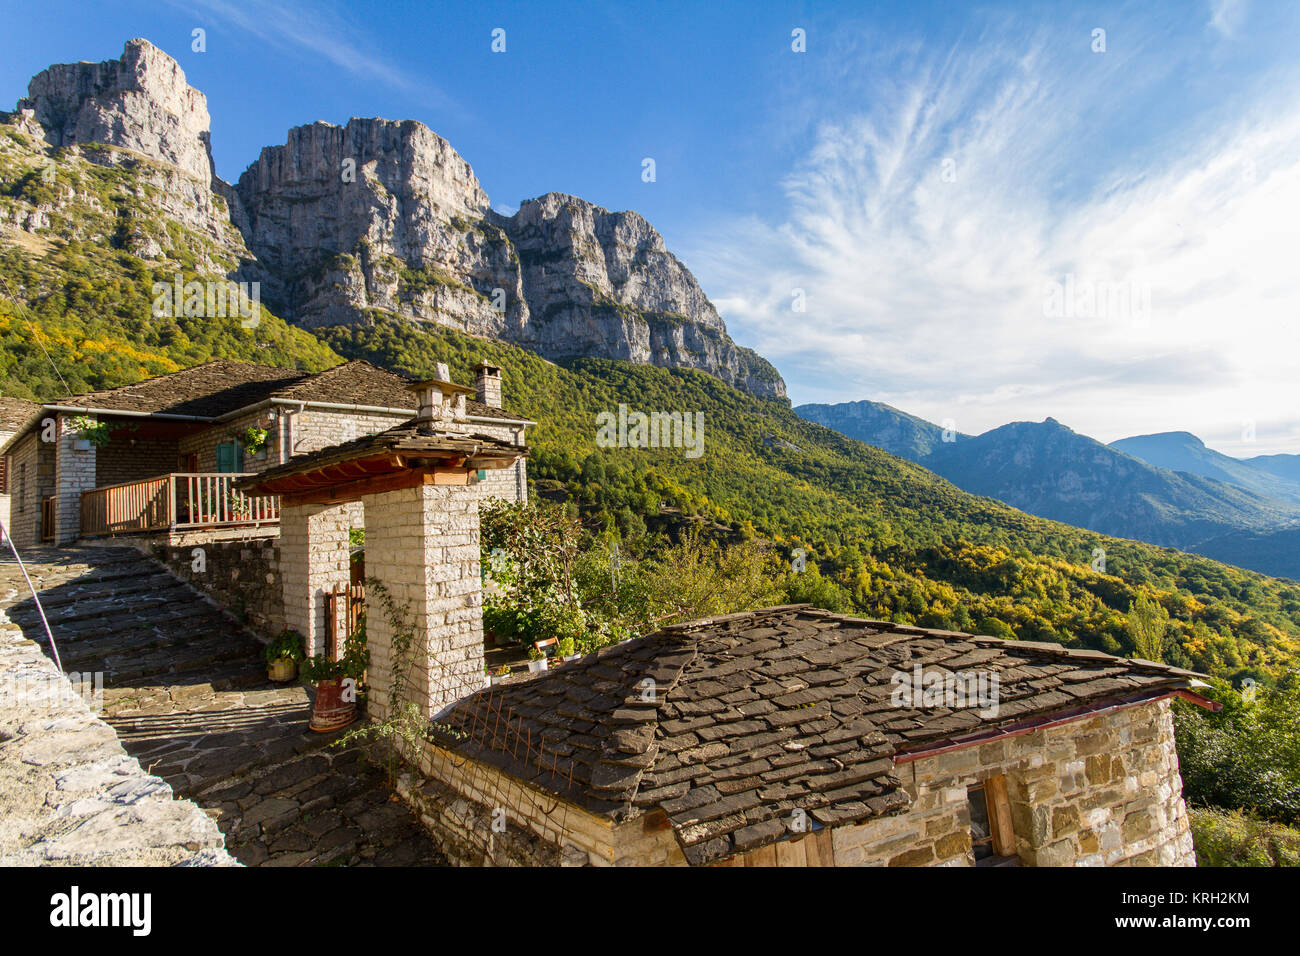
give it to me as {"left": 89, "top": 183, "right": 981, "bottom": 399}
{"left": 687, "top": 28, "right": 1300, "bottom": 456}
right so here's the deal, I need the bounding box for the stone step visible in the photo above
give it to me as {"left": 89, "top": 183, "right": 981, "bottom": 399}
{"left": 38, "top": 603, "right": 231, "bottom": 645}
{"left": 103, "top": 634, "right": 263, "bottom": 684}
{"left": 7, "top": 584, "right": 201, "bottom": 627}
{"left": 57, "top": 623, "right": 251, "bottom": 672}
{"left": 2, "top": 570, "right": 181, "bottom": 614}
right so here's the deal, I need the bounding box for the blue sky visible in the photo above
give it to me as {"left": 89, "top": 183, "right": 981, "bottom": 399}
{"left": 3, "top": 0, "right": 1299, "bottom": 454}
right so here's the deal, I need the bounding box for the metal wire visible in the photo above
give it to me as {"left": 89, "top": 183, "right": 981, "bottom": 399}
{"left": 0, "top": 519, "right": 61, "bottom": 671}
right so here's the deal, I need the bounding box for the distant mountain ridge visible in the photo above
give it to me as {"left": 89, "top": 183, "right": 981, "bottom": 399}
{"left": 797, "top": 400, "right": 1300, "bottom": 579}
{"left": 1110, "top": 431, "right": 1300, "bottom": 506}
{"left": 796, "top": 399, "right": 970, "bottom": 459}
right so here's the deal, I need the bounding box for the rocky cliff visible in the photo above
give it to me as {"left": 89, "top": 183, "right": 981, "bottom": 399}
{"left": 6, "top": 38, "right": 783, "bottom": 398}
{"left": 234, "top": 122, "right": 784, "bottom": 397}
{"left": 6, "top": 39, "right": 249, "bottom": 271}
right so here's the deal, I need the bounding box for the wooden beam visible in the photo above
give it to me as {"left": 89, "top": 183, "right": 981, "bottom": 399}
{"left": 986, "top": 774, "right": 1016, "bottom": 857}
{"left": 280, "top": 470, "right": 432, "bottom": 506}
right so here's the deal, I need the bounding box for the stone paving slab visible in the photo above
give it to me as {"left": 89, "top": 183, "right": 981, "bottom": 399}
{"left": 1, "top": 546, "right": 447, "bottom": 867}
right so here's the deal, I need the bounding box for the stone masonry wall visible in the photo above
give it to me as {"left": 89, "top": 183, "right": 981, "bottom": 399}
{"left": 402, "top": 738, "right": 687, "bottom": 866}
{"left": 95, "top": 435, "right": 178, "bottom": 487}
{"left": 6, "top": 433, "right": 42, "bottom": 547}
{"left": 0, "top": 613, "right": 234, "bottom": 865}
{"left": 54, "top": 414, "right": 96, "bottom": 545}
{"left": 146, "top": 535, "right": 284, "bottom": 638}
{"left": 279, "top": 500, "right": 361, "bottom": 657}
{"left": 830, "top": 698, "right": 1194, "bottom": 866}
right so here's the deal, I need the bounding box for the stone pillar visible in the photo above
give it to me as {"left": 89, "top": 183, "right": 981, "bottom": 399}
{"left": 362, "top": 481, "right": 485, "bottom": 721}
{"left": 54, "top": 414, "right": 97, "bottom": 545}
{"left": 278, "top": 500, "right": 359, "bottom": 657}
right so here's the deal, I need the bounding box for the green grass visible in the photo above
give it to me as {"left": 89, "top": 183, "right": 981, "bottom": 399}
{"left": 1190, "top": 806, "right": 1300, "bottom": 866}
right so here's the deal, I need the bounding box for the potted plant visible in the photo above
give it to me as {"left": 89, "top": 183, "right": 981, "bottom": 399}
{"left": 488, "top": 663, "right": 511, "bottom": 686}
{"left": 264, "top": 629, "right": 304, "bottom": 682}
{"left": 556, "top": 636, "right": 580, "bottom": 663}
{"left": 301, "top": 619, "right": 368, "bottom": 732}
{"left": 241, "top": 425, "right": 269, "bottom": 458}
{"left": 527, "top": 647, "right": 549, "bottom": 674}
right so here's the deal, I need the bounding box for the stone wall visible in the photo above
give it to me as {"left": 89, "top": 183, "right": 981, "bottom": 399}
{"left": 286, "top": 407, "right": 410, "bottom": 461}
{"left": 402, "top": 738, "right": 687, "bottom": 866}
{"left": 146, "top": 534, "right": 285, "bottom": 638}
{"left": 0, "top": 612, "right": 235, "bottom": 865}
{"left": 95, "top": 434, "right": 179, "bottom": 487}
{"left": 5, "top": 424, "right": 58, "bottom": 548}
{"left": 54, "top": 415, "right": 97, "bottom": 545}
{"left": 178, "top": 408, "right": 280, "bottom": 473}
{"left": 6, "top": 432, "right": 43, "bottom": 546}
{"left": 279, "top": 500, "right": 362, "bottom": 657}
{"left": 830, "top": 697, "right": 1194, "bottom": 867}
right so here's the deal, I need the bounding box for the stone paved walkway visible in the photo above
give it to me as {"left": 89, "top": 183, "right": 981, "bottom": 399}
{"left": 0, "top": 545, "right": 446, "bottom": 866}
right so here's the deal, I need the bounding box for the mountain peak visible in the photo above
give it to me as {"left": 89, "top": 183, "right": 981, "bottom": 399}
{"left": 17, "top": 38, "right": 215, "bottom": 183}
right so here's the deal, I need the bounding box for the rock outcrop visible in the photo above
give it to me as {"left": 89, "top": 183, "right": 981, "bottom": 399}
{"left": 7, "top": 39, "right": 785, "bottom": 398}
{"left": 19, "top": 38, "right": 214, "bottom": 184}
{"left": 7, "top": 39, "right": 249, "bottom": 270}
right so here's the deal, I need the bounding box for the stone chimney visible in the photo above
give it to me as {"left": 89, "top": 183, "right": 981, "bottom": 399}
{"left": 474, "top": 362, "right": 502, "bottom": 409}
{"left": 408, "top": 362, "right": 474, "bottom": 425}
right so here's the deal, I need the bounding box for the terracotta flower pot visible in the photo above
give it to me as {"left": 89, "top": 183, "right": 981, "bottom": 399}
{"left": 267, "top": 658, "right": 297, "bottom": 683}
{"left": 309, "top": 678, "right": 357, "bottom": 732}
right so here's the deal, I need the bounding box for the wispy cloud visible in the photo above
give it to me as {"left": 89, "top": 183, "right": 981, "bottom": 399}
{"left": 688, "top": 13, "right": 1300, "bottom": 456}
{"left": 178, "top": 0, "right": 457, "bottom": 110}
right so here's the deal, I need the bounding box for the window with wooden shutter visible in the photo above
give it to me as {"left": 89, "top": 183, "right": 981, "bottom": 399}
{"left": 215, "top": 442, "right": 243, "bottom": 473}
{"left": 968, "top": 775, "right": 1019, "bottom": 866}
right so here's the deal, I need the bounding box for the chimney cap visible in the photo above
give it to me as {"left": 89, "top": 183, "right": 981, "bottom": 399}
{"left": 406, "top": 377, "right": 476, "bottom": 397}
{"left": 474, "top": 361, "right": 502, "bottom": 375}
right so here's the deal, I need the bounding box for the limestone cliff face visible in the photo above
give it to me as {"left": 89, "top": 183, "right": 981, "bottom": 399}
{"left": 9, "top": 39, "right": 785, "bottom": 398}
{"left": 20, "top": 38, "right": 215, "bottom": 184}
{"left": 501, "top": 193, "right": 783, "bottom": 397}
{"left": 233, "top": 118, "right": 526, "bottom": 339}
{"left": 10, "top": 39, "right": 248, "bottom": 270}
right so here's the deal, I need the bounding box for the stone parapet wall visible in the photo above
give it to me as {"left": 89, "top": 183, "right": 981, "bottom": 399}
{"left": 831, "top": 697, "right": 1194, "bottom": 867}
{"left": 402, "top": 738, "right": 687, "bottom": 866}
{"left": 0, "top": 614, "right": 235, "bottom": 865}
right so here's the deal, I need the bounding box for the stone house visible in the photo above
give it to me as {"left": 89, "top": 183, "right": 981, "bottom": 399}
{"left": 0, "top": 359, "right": 531, "bottom": 550}
{"left": 403, "top": 606, "right": 1215, "bottom": 867}
{"left": 0, "top": 396, "right": 41, "bottom": 541}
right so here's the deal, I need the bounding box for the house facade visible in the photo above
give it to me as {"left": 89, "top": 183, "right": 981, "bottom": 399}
{"left": 0, "top": 359, "right": 531, "bottom": 549}
{"left": 0, "top": 396, "right": 41, "bottom": 542}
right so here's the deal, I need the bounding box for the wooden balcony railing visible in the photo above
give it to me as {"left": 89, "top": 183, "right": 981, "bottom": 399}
{"left": 80, "top": 473, "right": 279, "bottom": 537}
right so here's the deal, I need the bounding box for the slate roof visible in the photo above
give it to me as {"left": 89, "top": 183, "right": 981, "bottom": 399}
{"left": 0, "top": 396, "right": 40, "bottom": 433}
{"left": 236, "top": 418, "right": 526, "bottom": 494}
{"left": 46, "top": 360, "right": 304, "bottom": 418}
{"left": 434, "top": 605, "right": 1203, "bottom": 865}
{"left": 31, "top": 359, "right": 529, "bottom": 423}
